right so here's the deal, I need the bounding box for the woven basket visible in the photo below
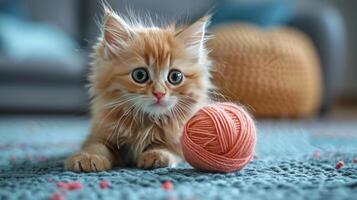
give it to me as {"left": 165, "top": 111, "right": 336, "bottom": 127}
{"left": 207, "top": 24, "right": 322, "bottom": 118}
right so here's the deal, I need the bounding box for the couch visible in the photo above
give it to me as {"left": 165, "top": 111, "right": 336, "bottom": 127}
{"left": 0, "top": 0, "right": 346, "bottom": 115}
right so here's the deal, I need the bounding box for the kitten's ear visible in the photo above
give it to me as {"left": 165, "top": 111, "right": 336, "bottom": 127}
{"left": 175, "top": 16, "right": 210, "bottom": 56}
{"left": 102, "top": 7, "right": 133, "bottom": 58}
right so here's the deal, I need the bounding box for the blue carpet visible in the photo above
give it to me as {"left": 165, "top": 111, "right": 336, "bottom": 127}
{"left": 0, "top": 116, "right": 357, "bottom": 200}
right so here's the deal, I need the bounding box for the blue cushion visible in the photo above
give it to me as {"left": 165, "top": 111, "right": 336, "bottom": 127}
{"left": 0, "top": 14, "right": 79, "bottom": 65}
{"left": 211, "top": 0, "right": 293, "bottom": 27}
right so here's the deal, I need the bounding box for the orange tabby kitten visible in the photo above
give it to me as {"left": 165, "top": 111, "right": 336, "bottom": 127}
{"left": 65, "top": 6, "right": 213, "bottom": 172}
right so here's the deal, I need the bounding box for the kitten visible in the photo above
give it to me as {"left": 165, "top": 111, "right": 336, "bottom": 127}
{"left": 65, "top": 6, "right": 213, "bottom": 172}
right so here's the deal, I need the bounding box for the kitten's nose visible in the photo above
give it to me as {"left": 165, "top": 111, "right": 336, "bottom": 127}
{"left": 153, "top": 92, "right": 165, "bottom": 101}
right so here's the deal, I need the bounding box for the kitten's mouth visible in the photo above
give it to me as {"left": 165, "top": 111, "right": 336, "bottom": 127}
{"left": 146, "top": 100, "right": 175, "bottom": 113}
{"left": 151, "top": 101, "right": 169, "bottom": 107}
{"left": 142, "top": 97, "right": 177, "bottom": 116}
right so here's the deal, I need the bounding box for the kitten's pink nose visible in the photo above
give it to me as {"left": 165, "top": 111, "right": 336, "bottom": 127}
{"left": 153, "top": 92, "right": 165, "bottom": 101}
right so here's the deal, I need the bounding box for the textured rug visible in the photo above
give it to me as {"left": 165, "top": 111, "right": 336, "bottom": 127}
{"left": 0, "top": 116, "right": 357, "bottom": 200}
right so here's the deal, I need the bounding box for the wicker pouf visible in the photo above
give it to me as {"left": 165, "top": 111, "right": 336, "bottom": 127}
{"left": 207, "top": 24, "right": 322, "bottom": 118}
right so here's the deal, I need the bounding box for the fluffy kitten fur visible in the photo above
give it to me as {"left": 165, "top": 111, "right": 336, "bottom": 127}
{"left": 65, "top": 6, "right": 213, "bottom": 172}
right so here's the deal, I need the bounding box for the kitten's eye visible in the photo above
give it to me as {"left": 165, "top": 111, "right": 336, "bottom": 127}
{"left": 132, "top": 68, "right": 149, "bottom": 84}
{"left": 168, "top": 69, "right": 183, "bottom": 85}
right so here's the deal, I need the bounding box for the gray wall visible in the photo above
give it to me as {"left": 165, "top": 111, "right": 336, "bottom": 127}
{"left": 323, "top": 0, "right": 357, "bottom": 97}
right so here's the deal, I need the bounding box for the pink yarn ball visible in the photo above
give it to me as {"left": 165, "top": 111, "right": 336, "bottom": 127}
{"left": 181, "top": 102, "right": 256, "bottom": 173}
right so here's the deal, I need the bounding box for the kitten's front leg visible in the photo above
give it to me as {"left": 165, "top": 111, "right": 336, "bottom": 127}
{"left": 137, "top": 145, "right": 181, "bottom": 169}
{"left": 65, "top": 141, "right": 119, "bottom": 172}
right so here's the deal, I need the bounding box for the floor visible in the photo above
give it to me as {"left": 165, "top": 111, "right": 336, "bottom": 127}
{"left": 0, "top": 114, "right": 357, "bottom": 200}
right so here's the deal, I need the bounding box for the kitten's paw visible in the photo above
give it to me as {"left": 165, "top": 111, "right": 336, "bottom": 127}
{"left": 137, "top": 149, "right": 177, "bottom": 169}
{"left": 65, "top": 152, "right": 112, "bottom": 172}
